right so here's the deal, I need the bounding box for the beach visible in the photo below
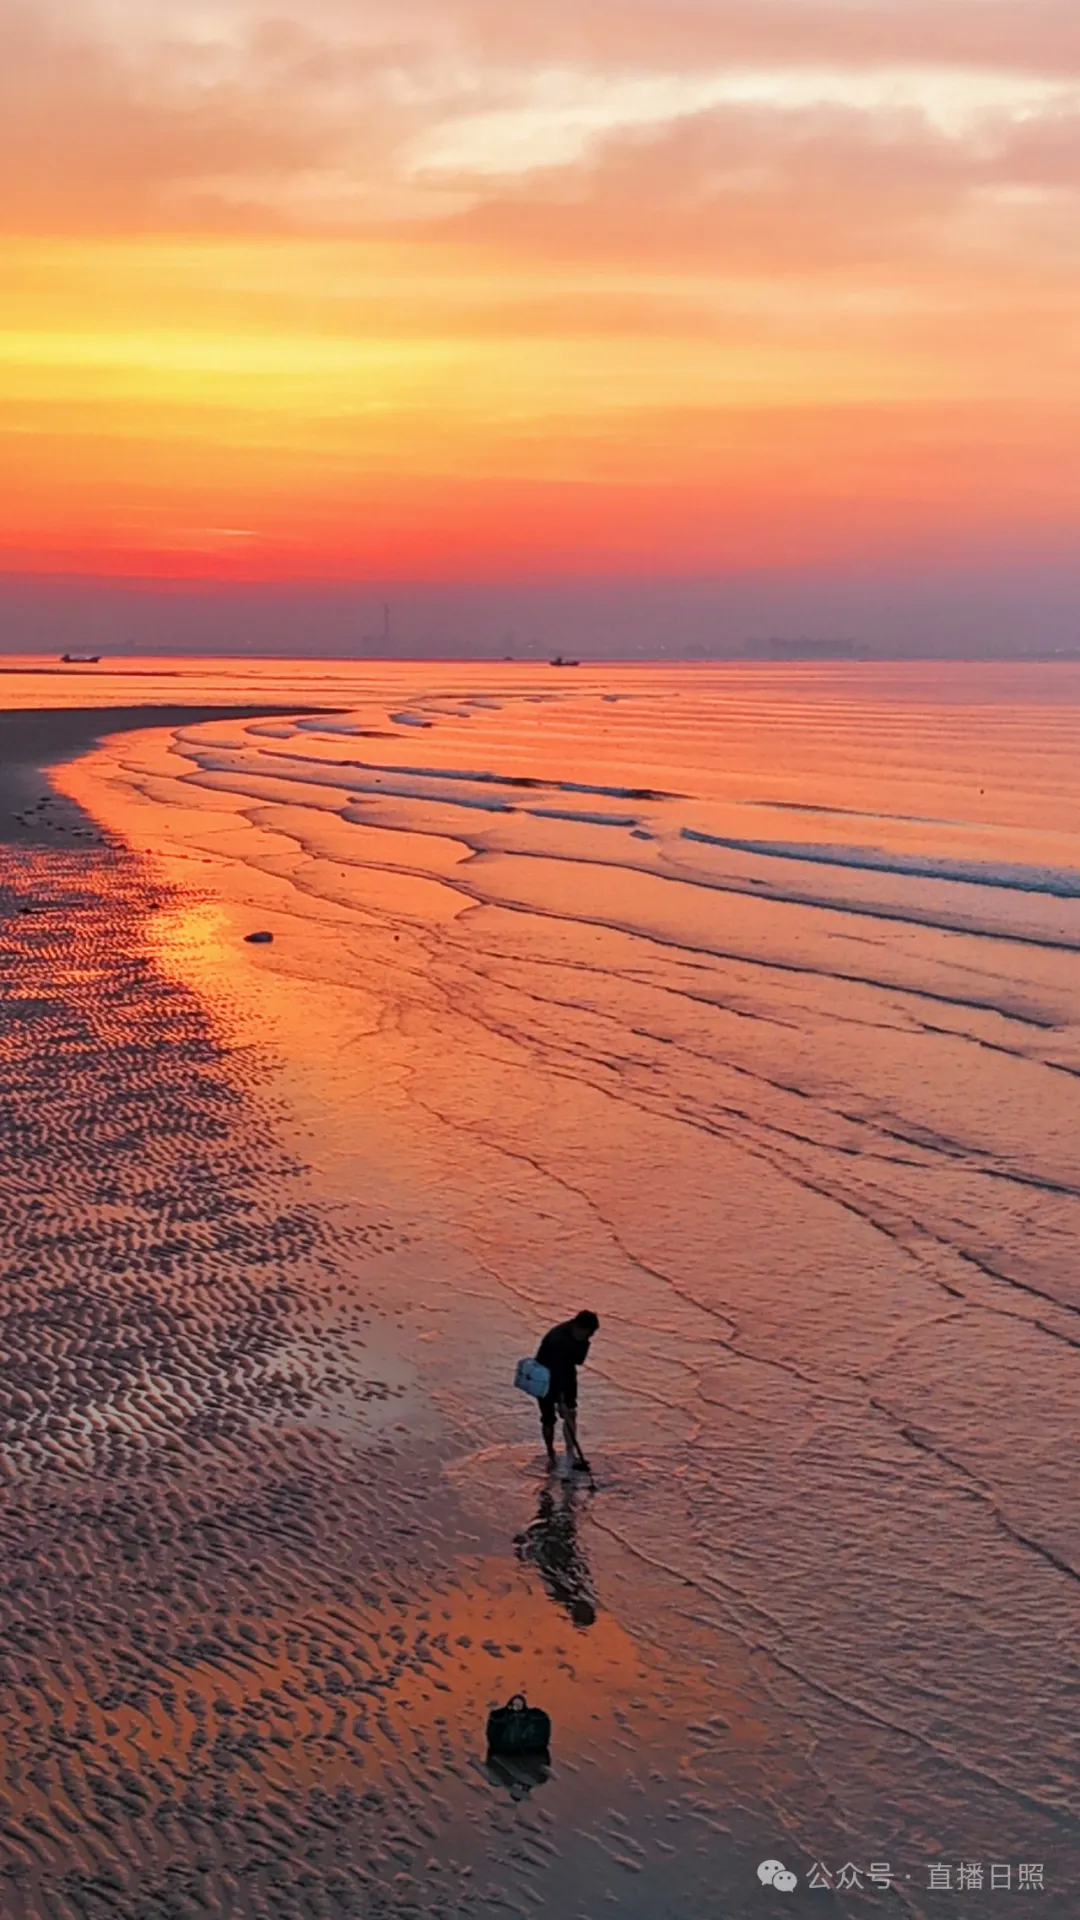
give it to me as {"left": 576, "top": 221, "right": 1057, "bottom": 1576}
{"left": 0, "top": 705, "right": 349, "bottom": 847}
{"left": 1, "top": 660, "right": 1078, "bottom": 1918}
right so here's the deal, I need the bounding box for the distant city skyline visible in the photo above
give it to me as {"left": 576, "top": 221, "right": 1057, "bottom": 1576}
{"left": 2, "top": 560, "right": 1079, "bottom": 660}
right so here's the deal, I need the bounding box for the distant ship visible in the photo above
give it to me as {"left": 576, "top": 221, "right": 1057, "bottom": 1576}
{"left": 549, "top": 654, "right": 580, "bottom": 667}
{"left": 61, "top": 653, "right": 101, "bottom": 664}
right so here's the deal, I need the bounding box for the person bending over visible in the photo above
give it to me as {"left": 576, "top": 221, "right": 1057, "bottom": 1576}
{"left": 536, "top": 1311, "right": 599, "bottom": 1471}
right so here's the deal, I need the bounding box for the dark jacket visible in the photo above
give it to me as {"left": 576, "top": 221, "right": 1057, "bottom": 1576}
{"left": 535, "top": 1320, "right": 591, "bottom": 1409}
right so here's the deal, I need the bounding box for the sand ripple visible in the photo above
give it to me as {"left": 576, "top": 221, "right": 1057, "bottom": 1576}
{"left": 1, "top": 846, "right": 753, "bottom": 1920}
{"left": 0, "top": 850, "right": 494, "bottom": 1919}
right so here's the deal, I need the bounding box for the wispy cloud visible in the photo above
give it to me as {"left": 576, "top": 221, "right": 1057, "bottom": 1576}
{"left": 5, "top": 0, "right": 1080, "bottom": 241}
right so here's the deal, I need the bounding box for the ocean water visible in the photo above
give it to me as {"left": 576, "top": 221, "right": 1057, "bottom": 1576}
{"left": 19, "top": 659, "right": 1080, "bottom": 1912}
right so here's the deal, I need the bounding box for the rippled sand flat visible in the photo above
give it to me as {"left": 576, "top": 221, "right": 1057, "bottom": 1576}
{"left": 1, "top": 843, "right": 755, "bottom": 1920}
{"left": 2, "top": 661, "right": 1079, "bottom": 1916}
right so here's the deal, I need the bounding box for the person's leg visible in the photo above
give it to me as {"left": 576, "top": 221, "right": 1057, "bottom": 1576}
{"left": 539, "top": 1394, "right": 557, "bottom": 1464}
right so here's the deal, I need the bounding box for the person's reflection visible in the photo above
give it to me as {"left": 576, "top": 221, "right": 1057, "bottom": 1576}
{"left": 515, "top": 1479, "right": 597, "bottom": 1628}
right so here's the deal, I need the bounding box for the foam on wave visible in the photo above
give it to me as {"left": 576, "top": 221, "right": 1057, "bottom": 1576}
{"left": 681, "top": 829, "right": 1080, "bottom": 900}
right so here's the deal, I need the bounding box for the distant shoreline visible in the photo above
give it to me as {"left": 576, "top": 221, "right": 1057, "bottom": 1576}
{"left": 2, "top": 653, "right": 1079, "bottom": 668}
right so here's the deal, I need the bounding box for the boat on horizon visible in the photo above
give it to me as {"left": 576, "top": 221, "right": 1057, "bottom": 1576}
{"left": 61, "top": 653, "right": 101, "bottom": 664}
{"left": 549, "top": 654, "right": 580, "bottom": 667}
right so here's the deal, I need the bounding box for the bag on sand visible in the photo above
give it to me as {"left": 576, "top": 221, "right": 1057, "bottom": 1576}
{"left": 486, "top": 1693, "right": 552, "bottom": 1758}
{"left": 514, "top": 1358, "right": 551, "bottom": 1399}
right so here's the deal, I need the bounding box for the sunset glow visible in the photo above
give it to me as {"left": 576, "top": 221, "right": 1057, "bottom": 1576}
{"left": 3, "top": 1, "right": 1079, "bottom": 595}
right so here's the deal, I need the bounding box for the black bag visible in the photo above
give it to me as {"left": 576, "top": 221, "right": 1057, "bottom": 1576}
{"left": 486, "top": 1693, "right": 551, "bottom": 1758}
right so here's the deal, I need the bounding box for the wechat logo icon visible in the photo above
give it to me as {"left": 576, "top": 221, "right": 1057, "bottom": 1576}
{"left": 758, "top": 1860, "right": 798, "bottom": 1893}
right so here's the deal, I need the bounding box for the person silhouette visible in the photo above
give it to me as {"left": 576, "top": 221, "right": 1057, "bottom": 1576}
{"left": 534, "top": 1310, "right": 599, "bottom": 1470}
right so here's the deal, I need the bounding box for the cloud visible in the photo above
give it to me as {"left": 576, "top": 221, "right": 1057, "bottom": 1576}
{"left": 0, "top": 1, "right": 423, "bottom": 231}
{"left": 423, "top": 103, "right": 963, "bottom": 271}
{"left": 256, "top": 0, "right": 1080, "bottom": 84}
{"left": 3, "top": 0, "right": 1080, "bottom": 242}
{"left": 417, "top": 97, "right": 1080, "bottom": 287}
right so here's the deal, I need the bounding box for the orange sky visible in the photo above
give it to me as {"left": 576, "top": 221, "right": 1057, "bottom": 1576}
{"left": 2, "top": 0, "right": 1079, "bottom": 590}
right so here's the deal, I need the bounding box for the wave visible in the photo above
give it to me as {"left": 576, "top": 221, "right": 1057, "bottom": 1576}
{"left": 331, "top": 756, "right": 678, "bottom": 802}
{"left": 523, "top": 807, "right": 640, "bottom": 827}
{"left": 167, "top": 743, "right": 1080, "bottom": 958}
{"left": 290, "top": 718, "right": 398, "bottom": 738}
{"left": 681, "top": 830, "right": 1080, "bottom": 900}
{"left": 225, "top": 742, "right": 680, "bottom": 803}
{"left": 756, "top": 800, "right": 960, "bottom": 827}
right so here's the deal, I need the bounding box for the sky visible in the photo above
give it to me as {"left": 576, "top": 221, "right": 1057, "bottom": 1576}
{"left": 2, "top": 0, "right": 1079, "bottom": 653}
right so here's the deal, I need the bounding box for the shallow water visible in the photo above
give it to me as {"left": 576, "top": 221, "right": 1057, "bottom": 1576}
{"left": 2, "top": 660, "right": 1078, "bottom": 1915}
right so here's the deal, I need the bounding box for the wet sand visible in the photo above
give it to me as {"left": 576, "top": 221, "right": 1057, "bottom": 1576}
{"left": 0, "top": 702, "right": 760, "bottom": 1920}
{"left": 0, "top": 707, "right": 342, "bottom": 848}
